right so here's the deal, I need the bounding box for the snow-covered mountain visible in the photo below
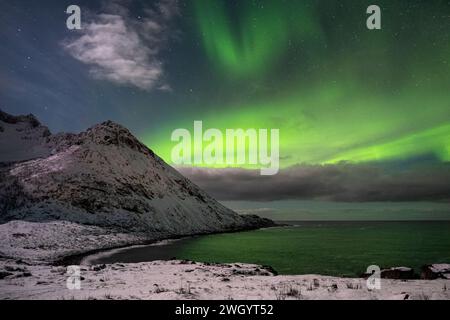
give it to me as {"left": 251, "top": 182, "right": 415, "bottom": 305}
{"left": 0, "top": 110, "right": 273, "bottom": 236}
{"left": 0, "top": 110, "right": 52, "bottom": 163}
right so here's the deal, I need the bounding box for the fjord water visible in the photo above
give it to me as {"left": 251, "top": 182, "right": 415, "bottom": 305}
{"left": 91, "top": 221, "right": 450, "bottom": 277}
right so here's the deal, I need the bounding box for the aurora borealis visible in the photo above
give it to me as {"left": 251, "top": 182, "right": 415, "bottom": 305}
{"left": 1, "top": 0, "right": 449, "bottom": 201}
{"left": 152, "top": 0, "right": 450, "bottom": 168}
{"left": 192, "top": 0, "right": 323, "bottom": 78}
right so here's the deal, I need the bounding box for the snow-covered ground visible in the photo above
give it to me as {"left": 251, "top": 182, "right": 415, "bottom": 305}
{"left": 0, "top": 220, "right": 151, "bottom": 264}
{"left": 1, "top": 259, "right": 449, "bottom": 300}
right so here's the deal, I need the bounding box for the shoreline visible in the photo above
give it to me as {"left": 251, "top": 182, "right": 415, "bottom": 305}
{"left": 55, "top": 224, "right": 286, "bottom": 267}
{"left": 79, "top": 238, "right": 186, "bottom": 266}
{"left": 1, "top": 220, "right": 444, "bottom": 278}
{"left": 0, "top": 219, "right": 281, "bottom": 265}
{"left": 1, "top": 220, "right": 449, "bottom": 300}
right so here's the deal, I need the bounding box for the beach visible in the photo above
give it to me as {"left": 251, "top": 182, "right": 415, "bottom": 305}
{"left": 1, "top": 220, "right": 449, "bottom": 300}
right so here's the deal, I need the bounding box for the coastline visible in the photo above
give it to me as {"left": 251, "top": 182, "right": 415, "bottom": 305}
{"left": 57, "top": 225, "right": 285, "bottom": 267}
{"left": 0, "top": 218, "right": 278, "bottom": 266}
{"left": 1, "top": 220, "right": 449, "bottom": 300}
{"left": 78, "top": 238, "right": 186, "bottom": 266}
{"left": 75, "top": 225, "right": 287, "bottom": 266}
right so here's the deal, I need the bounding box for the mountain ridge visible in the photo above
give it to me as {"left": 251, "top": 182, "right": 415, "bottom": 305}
{"left": 0, "top": 110, "right": 274, "bottom": 236}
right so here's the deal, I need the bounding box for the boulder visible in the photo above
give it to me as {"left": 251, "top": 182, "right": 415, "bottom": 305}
{"left": 381, "top": 267, "right": 416, "bottom": 280}
{"left": 421, "top": 264, "right": 450, "bottom": 280}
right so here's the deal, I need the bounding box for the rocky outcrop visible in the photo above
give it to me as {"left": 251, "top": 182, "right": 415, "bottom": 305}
{"left": 0, "top": 110, "right": 274, "bottom": 236}
{"left": 0, "top": 110, "right": 42, "bottom": 128}
{"left": 421, "top": 264, "right": 450, "bottom": 280}
{"left": 363, "top": 265, "right": 450, "bottom": 280}
{"left": 381, "top": 267, "right": 416, "bottom": 280}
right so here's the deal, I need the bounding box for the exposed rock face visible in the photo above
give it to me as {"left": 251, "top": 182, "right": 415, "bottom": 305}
{"left": 421, "top": 264, "right": 450, "bottom": 280}
{"left": 381, "top": 267, "right": 416, "bottom": 280}
{"left": 0, "top": 110, "right": 274, "bottom": 235}
{"left": 362, "top": 266, "right": 418, "bottom": 280}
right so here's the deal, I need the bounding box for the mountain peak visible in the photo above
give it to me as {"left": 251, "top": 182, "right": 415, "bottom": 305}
{"left": 86, "top": 120, "right": 132, "bottom": 137}
{"left": 0, "top": 109, "right": 52, "bottom": 163}
{"left": 0, "top": 110, "right": 273, "bottom": 235}
{"left": 80, "top": 120, "right": 153, "bottom": 155}
{"left": 0, "top": 110, "right": 156, "bottom": 161}
{"left": 0, "top": 109, "right": 43, "bottom": 129}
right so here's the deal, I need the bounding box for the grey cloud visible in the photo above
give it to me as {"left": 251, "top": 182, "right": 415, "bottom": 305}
{"left": 63, "top": 0, "right": 179, "bottom": 91}
{"left": 178, "top": 163, "right": 450, "bottom": 202}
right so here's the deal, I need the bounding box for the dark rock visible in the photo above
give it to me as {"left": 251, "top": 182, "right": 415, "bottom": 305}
{"left": 313, "top": 279, "right": 320, "bottom": 287}
{"left": 381, "top": 267, "right": 416, "bottom": 280}
{"left": 12, "top": 233, "right": 27, "bottom": 238}
{"left": 12, "top": 272, "right": 32, "bottom": 278}
{"left": 0, "top": 109, "right": 41, "bottom": 127}
{"left": 231, "top": 267, "right": 273, "bottom": 276}
{"left": 262, "top": 265, "right": 278, "bottom": 276}
{"left": 91, "top": 264, "right": 107, "bottom": 271}
{"left": 421, "top": 264, "right": 450, "bottom": 280}
{"left": 4, "top": 265, "right": 27, "bottom": 272}
{"left": 0, "top": 271, "right": 13, "bottom": 279}
{"left": 361, "top": 267, "right": 417, "bottom": 280}
{"left": 15, "top": 259, "right": 32, "bottom": 265}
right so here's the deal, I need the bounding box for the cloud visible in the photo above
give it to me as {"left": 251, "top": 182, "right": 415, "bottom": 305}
{"left": 178, "top": 163, "right": 450, "bottom": 202}
{"left": 63, "top": 0, "right": 179, "bottom": 91}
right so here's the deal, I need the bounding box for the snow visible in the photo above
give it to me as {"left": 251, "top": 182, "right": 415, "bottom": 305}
{"left": 0, "top": 259, "right": 449, "bottom": 300}
{"left": 1, "top": 110, "right": 447, "bottom": 300}
{"left": 0, "top": 220, "right": 149, "bottom": 264}
{"left": 0, "top": 220, "right": 449, "bottom": 300}
{"left": 430, "top": 264, "right": 450, "bottom": 273}
{"left": 0, "top": 220, "right": 448, "bottom": 300}
{"left": 1, "top": 112, "right": 273, "bottom": 235}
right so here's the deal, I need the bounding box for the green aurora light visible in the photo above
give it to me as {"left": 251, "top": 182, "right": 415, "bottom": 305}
{"left": 144, "top": 0, "right": 450, "bottom": 169}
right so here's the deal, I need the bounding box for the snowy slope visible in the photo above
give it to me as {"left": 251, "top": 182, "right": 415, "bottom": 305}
{"left": 0, "top": 110, "right": 273, "bottom": 236}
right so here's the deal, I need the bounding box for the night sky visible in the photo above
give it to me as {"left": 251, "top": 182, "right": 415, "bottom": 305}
{"left": 1, "top": 0, "right": 449, "bottom": 201}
